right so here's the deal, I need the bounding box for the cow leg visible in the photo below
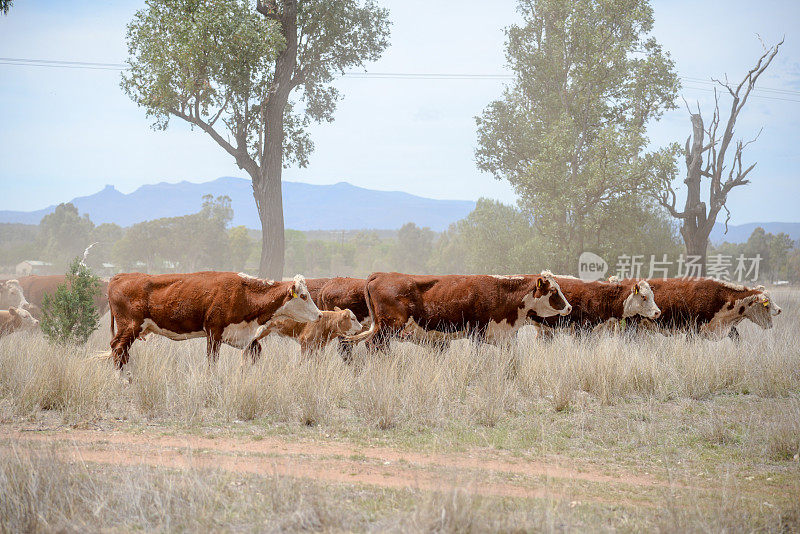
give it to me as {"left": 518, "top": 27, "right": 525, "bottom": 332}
{"left": 365, "top": 329, "right": 393, "bottom": 354}
{"left": 337, "top": 340, "right": 355, "bottom": 363}
{"left": 110, "top": 321, "right": 138, "bottom": 370}
{"left": 206, "top": 330, "right": 223, "bottom": 364}
{"left": 728, "top": 326, "right": 741, "bottom": 343}
{"left": 243, "top": 340, "right": 262, "bottom": 365}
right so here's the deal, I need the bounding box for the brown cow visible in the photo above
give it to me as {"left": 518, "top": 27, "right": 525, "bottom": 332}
{"left": 631, "top": 277, "right": 781, "bottom": 339}
{"left": 107, "top": 272, "right": 322, "bottom": 368}
{"left": 265, "top": 307, "right": 363, "bottom": 357}
{"left": 529, "top": 276, "right": 660, "bottom": 334}
{"left": 345, "top": 271, "right": 571, "bottom": 351}
{"left": 3, "top": 275, "right": 110, "bottom": 316}
{"left": 304, "top": 277, "right": 369, "bottom": 322}
{"left": 0, "top": 306, "right": 39, "bottom": 338}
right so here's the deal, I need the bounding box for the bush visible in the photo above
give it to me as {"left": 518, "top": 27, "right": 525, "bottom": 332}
{"left": 40, "top": 257, "right": 100, "bottom": 345}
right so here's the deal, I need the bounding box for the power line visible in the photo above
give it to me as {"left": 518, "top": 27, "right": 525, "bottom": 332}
{"left": 2, "top": 56, "right": 799, "bottom": 102}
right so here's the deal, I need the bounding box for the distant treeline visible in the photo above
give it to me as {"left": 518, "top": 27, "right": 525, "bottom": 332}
{"left": 1, "top": 196, "right": 799, "bottom": 283}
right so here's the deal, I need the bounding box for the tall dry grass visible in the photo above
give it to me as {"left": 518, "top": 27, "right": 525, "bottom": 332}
{"left": 0, "top": 290, "right": 797, "bottom": 436}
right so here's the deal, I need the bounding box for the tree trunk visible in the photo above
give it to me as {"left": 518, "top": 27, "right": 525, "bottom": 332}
{"left": 253, "top": 173, "right": 285, "bottom": 280}
{"left": 252, "top": 0, "right": 298, "bottom": 280}
{"left": 682, "top": 228, "right": 708, "bottom": 277}
{"left": 680, "top": 114, "right": 708, "bottom": 277}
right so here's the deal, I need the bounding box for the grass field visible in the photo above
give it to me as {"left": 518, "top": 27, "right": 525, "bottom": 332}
{"left": 0, "top": 289, "right": 798, "bottom": 532}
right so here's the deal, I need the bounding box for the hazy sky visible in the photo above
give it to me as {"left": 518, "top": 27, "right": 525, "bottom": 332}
{"left": 0, "top": 0, "right": 798, "bottom": 224}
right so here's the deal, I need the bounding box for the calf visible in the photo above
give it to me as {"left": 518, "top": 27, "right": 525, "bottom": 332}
{"left": 107, "top": 271, "right": 322, "bottom": 368}
{"left": 346, "top": 271, "right": 571, "bottom": 351}
{"left": 304, "top": 277, "right": 369, "bottom": 322}
{"left": 633, "top": 278, "right": 780, "bottom": 339}
{"left": 530, "top": 276, "right": 660, "bottom": 335}
{"left": 0, "top": 306, "right": 39, "bottom": 338}
{"left": 266, "top": 307, "right": 362, "bottom": 357}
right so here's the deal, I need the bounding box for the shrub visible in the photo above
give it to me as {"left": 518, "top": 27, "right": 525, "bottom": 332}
{"left": 40, "top": 257, "right": 100, "bottom": 345}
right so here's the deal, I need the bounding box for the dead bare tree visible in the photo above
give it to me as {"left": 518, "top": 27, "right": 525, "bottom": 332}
{"left": 657, "top": 39, "right": 783, "bottom": 275}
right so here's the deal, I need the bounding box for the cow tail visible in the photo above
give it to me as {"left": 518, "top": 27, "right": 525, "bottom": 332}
{"left": 342, "top": 277, "right": 377, "bottom": 343}
{"left": 109, "top": 299, "right": 115, "bottom": 337}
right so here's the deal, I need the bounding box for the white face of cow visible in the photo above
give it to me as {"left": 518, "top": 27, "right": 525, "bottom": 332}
{"left": 274, "top": 275, "right": 322, "bottom": 323}
{"left": 743, "top": 290, "right": 781, "bottom": 329}
{"left": 0, "top": 280, "right": 26, "bottom": 309}
{"left": 526, "top": 271, "right": 572, "bottom": 318}
{"left": 9, "top": 306, "right": 39, "bottom": 331}
{"left": 622, "top": 280, "right": 661, "bottom": 319}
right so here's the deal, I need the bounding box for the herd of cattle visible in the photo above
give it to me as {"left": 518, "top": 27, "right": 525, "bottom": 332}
{"left": 0, "top": 269, "right": 783, "bottom": 369}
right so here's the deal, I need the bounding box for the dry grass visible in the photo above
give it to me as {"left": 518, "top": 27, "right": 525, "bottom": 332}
{"left": 0, "top": 291, "right": 798, "bottom": 432}
{"left": 0, "top": 444, "right": 363, "bottom": 533}
{"left": 0, "top": 289, "right": 798, "bottom": 531}
{"left": 0, "top": 294, "right": 800, "bottom": 434}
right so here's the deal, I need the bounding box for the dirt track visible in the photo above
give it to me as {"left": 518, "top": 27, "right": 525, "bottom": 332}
{"left": 1, "top": 425, "right": 683, "bottom": 507}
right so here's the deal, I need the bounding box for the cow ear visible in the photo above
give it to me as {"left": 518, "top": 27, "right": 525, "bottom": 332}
{"left": 8, "top": 307, "right": 18, "bottom": 317}
{"left": 537, "top": 278, "right": 544, "bottom": 289}
{"left": 632, "top": 284, "right": 639, "bottom": 295}
{"left": 333, "top": 306, "right": 341, "bottom": 311}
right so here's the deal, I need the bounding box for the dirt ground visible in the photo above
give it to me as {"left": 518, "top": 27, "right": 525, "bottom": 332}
{"left": 0, "top": 419, "right": 783, "bottom": 511}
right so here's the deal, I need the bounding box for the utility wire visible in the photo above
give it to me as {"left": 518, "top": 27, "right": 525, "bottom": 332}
{"left": 2, "top": 56, "right": 799, "bottom": 102}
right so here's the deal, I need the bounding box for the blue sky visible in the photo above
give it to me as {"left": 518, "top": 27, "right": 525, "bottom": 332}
{"left": 0, "top": 0, "right": 798, "bottom": 224}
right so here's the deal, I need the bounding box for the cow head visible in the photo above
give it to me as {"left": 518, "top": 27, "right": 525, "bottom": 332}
{"left": 622, "top": 280, "right": 660, "bottom": 319}
{"left": 276, "top": 275, "right": 323, "bottom": 323}
{"left": 7, "top": 306, "right": 39, "bottom": 332}
{"left": 333, "top": 307, "right": 363, "bottom": 335}
{"left": 741, "top": 289, "right": 781, "bottom": 329}
{"left": 0, "top": 279, "right": 26, "bottom": 309}
{"left": 527, "top": 271, "right": 572, "bottom": 318}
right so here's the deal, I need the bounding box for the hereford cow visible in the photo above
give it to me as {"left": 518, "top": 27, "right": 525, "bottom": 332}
{"left": 265, "top": 308, "right": 363, "bottom": 357}
{"left": 530, "top": 276, "right": 660, "bottom": 335}
{"left": 304, "top": 277, "right": 369, "bottom": 322}
{"left": 0, "top": 306, "right": 39, "bottom": 339}
{"left": 0, "top": 279, "right": 42, "bottom": 319}
{"left": 107, "top": 272, "right": 322, "bottom": 368}
{"left": 632, "top": 277, "right": 781, "bottom": 339}
{"left": 8, "top": 275, "right": 110, "bottom": 316}
{"left": 345, "top": 271, "right": 571, "bottom": 352}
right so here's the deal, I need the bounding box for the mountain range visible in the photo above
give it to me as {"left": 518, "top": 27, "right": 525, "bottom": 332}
{"left": 0, "top": 177, "right": 476, "bottom": 232}
{"left": 1, "top": 177, "right": 797, "bottom": 242}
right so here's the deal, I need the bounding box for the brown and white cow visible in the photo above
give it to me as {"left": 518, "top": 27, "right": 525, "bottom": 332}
{"left": 2, "top": 275, "right": 110, "bottom": 317}
{"left": 107, "top": 271, "right": 322, "bottom": 368}
{"left": 345, "top": 271, "right": 571, "bottom": 351}
{"left": 266, "top": 307, "right": 363, "bottom": 357}
{"left": 631, "top": 277, "right": 781, "bottom": 339}
{"left": 529, "top": 276, "right": 660, "bottom": 335}
{"left": 0, "top": 279, "right": 42, "bottom": 320}
{"left": 304, "top": 277, "right": 369, "bottom": 323}
{"left": 0, "top": 306, "right": 39, "bottom": 339}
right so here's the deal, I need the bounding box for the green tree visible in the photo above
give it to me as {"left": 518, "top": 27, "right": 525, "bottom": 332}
{"left": 1, "top": 1, "right": 12, "bottom": 15}
{"left": 431, "top": 199, "right": 537, "bottom": 274}
{"left": 40, "top": 257, "right": 101, "bottom": 345}
{"left": 767, "top": 233, "right": 793, "bottom": 281}
{"left": 122, "top": 0, "right": 390, "bottom": 279}
{"left": 38, "top": 203, "right": 94, "bottom": 267}
{"left": 392, "top": 223, "right": 434, "bottom": 274}
{"left": 475, "top": 0, "right": 679, "bottom": 272}
{"left": 228, "top": 225, "right": 254, "bottom": 271}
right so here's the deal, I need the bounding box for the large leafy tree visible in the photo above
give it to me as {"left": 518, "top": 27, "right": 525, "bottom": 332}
{"left": 38, "top": 203, "right": 94, "bottom": 267}
{"left": 122, "top": 0, "right": 390, "bottom": 279}
{"left": 475, "top": 0, "right": 679, "bottom": 272}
